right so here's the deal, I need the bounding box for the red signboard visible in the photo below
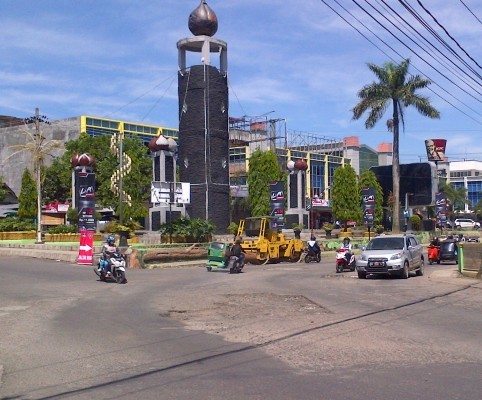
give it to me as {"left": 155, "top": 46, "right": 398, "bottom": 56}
{"left": 424, "top": 139, "right": 447, "bottom": 162}
{"left": 77, "top": 230, "right": 94, "bottom": 265}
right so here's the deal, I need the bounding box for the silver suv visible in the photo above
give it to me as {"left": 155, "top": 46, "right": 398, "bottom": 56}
{"left": 356, "top": 234, "right": 424, "bottom": 279}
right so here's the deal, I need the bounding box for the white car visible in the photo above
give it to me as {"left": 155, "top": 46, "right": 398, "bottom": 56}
{"left": 454, "top": 218, "right": 480, "bottom": 230}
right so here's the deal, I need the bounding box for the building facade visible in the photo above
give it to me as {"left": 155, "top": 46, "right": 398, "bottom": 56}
{"left": 448, "top": 160, "right": 482, "bottom": 212}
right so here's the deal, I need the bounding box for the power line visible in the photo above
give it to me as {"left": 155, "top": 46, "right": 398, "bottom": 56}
{"left": 415, "top": 0, "right": 482, "bottom": 70}
{"left": 350, "top": 0, "right": 482, "bottom": 104}
{"left": 103, "top": 71, "right": 179, "bottom": 120}
{"left": 373, "top": 0, "right": 482, "bottom": 90}
{"left": 458, "top": 0, "right": 482, "bottom": 25}
{"left": 319, "top": 0, "right": 482, "bottom": 124}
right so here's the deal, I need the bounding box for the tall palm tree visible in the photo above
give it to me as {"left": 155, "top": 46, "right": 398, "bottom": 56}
{"left": 352, "top": 59, "right": 440, "bottom": 231}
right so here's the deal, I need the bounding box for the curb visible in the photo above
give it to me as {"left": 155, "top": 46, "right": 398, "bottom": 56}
{"left": 0, "top": 247, "right": 79, "bottom": 263}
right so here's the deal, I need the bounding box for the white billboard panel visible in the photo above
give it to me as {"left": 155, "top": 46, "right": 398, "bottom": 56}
{"left": 151, "top": 182, "right": 191, "bottom": 204}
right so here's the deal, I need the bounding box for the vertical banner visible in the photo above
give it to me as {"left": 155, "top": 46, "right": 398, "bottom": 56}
{"left": 78, "top": 230, "right": 95, "bottom": 265}
{"left": 435, "top": 192, "right": 447, "bottom": 228}
{"left": 75, "top": 170, "right": 96, "bottom": 209}
{"left": 76, "top": 170, "right": 96, "bottom": 265}
{"left": 269, "top": 181, "right": 285, "bottom": 230}
{"left": 362, "top": 187, "right": 375, "bottom": 227}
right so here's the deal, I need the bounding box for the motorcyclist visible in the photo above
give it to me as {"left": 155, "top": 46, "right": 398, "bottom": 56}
{"left": 307, "top": 235, "right": 321, "bottom": 257}
{"left": 430, "top": 236, "right": 440, "bottom": 246}
{"left": 342, "top": 237, "right": 353, "bottom": 265}
{"left": 98, "top": 235, "right": 118, "bottom": 274}
{"left": 229, "top": 237, "right": 246, "bottom": 266}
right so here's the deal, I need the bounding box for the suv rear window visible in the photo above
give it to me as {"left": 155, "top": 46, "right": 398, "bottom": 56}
{"left": 367, "top": 237, "right": 404, "bottom": 250}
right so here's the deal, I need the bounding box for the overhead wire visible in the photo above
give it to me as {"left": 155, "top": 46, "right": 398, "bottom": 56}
{"left": 141, "top": 75, "right": 176, "bottom": 122}
{"left": 103, "top": 71, "right": 179, "bottom": 120}
{"left": 374, "top": 0, "right": 482, "bottom": 91}
{"left": 397, "top": 0, "right": 482, "bottom": 80}
{"left": 350, "top": 0, "right": 482, "bottom": 105}
{"left": 415, "top": 0, "right": 482, "bottom": 70}
{"left": 319, "top": 0, "right": 482, "bottom": 124}
{"left": 458, "top": 0, "right": 482, "bottom": 25}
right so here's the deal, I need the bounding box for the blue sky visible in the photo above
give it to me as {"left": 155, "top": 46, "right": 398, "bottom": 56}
{"left": 1, "top": 0, "right": 481, "bottom": 163}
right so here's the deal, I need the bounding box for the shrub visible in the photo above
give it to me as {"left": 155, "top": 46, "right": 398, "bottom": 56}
{"left": 0, "top": 217, "right": 36, "bottom": 232}
{"left": 103, "top": 219, "right": 141, "bottom": 236}
{"left": 291, "top": 223, "right": 304, "bottom": 231}
{"left": 410, "top": 215, "right": 421, "bottom": 231}
{"left": 159, "top": 217, "right": 216, "bottom": 243}
{"left": 47, "top": 224, "right": 78, "bottom": 234}
{"left": 227, "top": 222, "right": 239, "bottom": 238}
{"left": 323, "top": 223, "right": 333, "bottom": 231}
{"left": 375, "top": 224, "right": 384, "bottom": 234}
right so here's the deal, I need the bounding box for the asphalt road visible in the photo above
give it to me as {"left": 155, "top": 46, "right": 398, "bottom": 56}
{"left": 0, "top": 256, "right": 481, "bottom": 400}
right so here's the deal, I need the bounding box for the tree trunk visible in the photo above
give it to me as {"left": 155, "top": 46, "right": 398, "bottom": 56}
{"left": 392, "top": 100, "right": 400, "bottom": 232}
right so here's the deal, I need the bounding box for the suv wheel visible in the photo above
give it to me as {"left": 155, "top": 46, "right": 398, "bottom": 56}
{"left": 416, "top": 258, "right": 424, "bottom": 276}
{"left": 357, "top": 271, "right": 367, "bottom": 279}
{"left": 400, "top": 262, "right": 409, "bottom": 279}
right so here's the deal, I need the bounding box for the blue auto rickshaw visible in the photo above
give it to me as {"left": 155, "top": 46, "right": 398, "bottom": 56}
{"left": 206, "top": 241, "right": 231, "bottom": 271}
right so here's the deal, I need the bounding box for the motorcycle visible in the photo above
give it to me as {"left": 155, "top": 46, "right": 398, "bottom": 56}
{"left": 335, "top": 248, "right": 356, "bottom": 273}
{"left": 304, "top": 247, "right": 321, "bottom": 263}
{"left": 427, "top": 244, "right": 440, "bottom": 265}
{"left": 227, "top": 255, "right": 244, "bottom": 274}
{"left": 94, "top": 251, "right": 127, "bottom": 284}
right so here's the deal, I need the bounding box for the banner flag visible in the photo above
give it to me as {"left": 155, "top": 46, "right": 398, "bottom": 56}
{"left": 362, "top": 187, "right": 376, "bottom": 227}
{"left": 78, "top": 230, "right": 95, "bottom": 265}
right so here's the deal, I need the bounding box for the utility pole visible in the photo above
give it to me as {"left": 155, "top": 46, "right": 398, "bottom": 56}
{"left": 34, "top": 108, "right": 43, "bottom": 244}
{"left": 119, "top": 132, "right": 124, "bottom": 225}
{"left": 25, "top": 107, "right": 49, "bottom": 244}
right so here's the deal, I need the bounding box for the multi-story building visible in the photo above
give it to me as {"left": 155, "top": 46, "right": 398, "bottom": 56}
{"left": 448, "top": 160, "right": 482, "bottom": 212}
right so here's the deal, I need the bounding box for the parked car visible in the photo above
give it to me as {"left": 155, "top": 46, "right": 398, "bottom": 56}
{"left": 454, "top": 218, "right": 480, "bottom": 230}
{"left": 356, "top": 234, "right": 424, "bottom": 279}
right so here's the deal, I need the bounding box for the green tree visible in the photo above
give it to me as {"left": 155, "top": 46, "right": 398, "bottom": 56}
{"left": 332, "top": 165, "right": 361, "bottom": 227}
{"left": 43, "top": 133, "right": 152, "bottom": 219}
{"left": 42, "top": 157, "right": 72, "bottom": 203}
{"left": 358, "top": 170, "right": 384, "bottom": 226}
{"left": 438, "top": 181, "right": 468, "bottom": 218}
{"left": 0, "top": 177, "right": 8, "bottom": 202}
{"left": 247, "top": 149, "right": 284, "bottom": 217}
{"left": 17, "top": 169, "right": 37, "bottom": 219}
{"left": 474, "top": 198, "right": 482, "bottom": 219}
{"left": 352, "top": 59, "right": 440, "bottom": 231}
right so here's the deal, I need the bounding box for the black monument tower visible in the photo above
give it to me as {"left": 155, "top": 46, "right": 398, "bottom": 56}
{"left": 177, "top": 0, "right": 230, "bottom": 232}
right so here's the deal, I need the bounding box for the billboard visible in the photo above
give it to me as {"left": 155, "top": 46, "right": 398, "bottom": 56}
{"left": 425, "top": 139, "right": 447, "bottom": 162}
{"left": 435, "top": 192, "right": 447, "bottom": 227}
{"left": 269, "top": 181, "right": 285, "bottom": 229}
{"left": 151, "top": 182, "right": 191, "bottom": 204}
{"left": 370, "top": 163, "right": 437, "bottom": 206}
{"left": 362, "top": 187, "right": 376, "bottom": 226}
